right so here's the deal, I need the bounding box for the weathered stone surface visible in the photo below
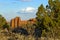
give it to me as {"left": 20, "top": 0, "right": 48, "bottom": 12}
{"left": 10, "top": 17, "right": 36, "bottom": 28}
{"left": 10, "top": 19, "right": 15, "bottom": 28}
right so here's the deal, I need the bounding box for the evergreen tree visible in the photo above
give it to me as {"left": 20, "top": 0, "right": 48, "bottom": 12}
{"left": 0, "top": 14, "right": 6, "bottom": 28}
{"left": 48, "top": 0, "right": 60, "bottom": 38}
{"left": 36, "top": 0, "right": 60, "bottom": 39}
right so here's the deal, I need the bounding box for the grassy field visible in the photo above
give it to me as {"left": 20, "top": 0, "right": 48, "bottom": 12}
{"left": 0, "top": 29, "right": 59, "bottom": 40}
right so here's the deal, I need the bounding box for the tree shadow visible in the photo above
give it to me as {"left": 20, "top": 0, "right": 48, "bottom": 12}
{"left": 33, "top": 27, "right": 42, "bottom": 40}
{"left": 12, "top": 27, "right": 29, "bottom": 36}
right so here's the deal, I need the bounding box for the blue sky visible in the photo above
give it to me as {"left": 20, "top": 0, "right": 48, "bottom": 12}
{"left": 0, "top": 0, "right": 48, "bottom": 21}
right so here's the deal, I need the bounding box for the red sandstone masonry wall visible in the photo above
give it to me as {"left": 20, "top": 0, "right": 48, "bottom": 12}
{"left": 10, "top": 17, "right": 36, "bottom": 28}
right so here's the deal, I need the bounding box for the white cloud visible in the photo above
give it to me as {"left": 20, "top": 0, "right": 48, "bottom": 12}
{"left": 25, "top": 7, "right": 35, "bottom": 12}
{"left": 18, "top": 7, "right": 37, "bottom": 13}
{"left": 0, "top": 7, "right": 37, "bottom": 21}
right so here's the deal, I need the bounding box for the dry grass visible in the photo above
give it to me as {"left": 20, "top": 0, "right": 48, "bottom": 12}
{"left": 0, "top": 29, "right": 60, "bottom": 40}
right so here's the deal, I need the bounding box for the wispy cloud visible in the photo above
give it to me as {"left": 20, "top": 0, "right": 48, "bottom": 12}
{"left": 17, "top": 7, "right": 37, "bottom": 14}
